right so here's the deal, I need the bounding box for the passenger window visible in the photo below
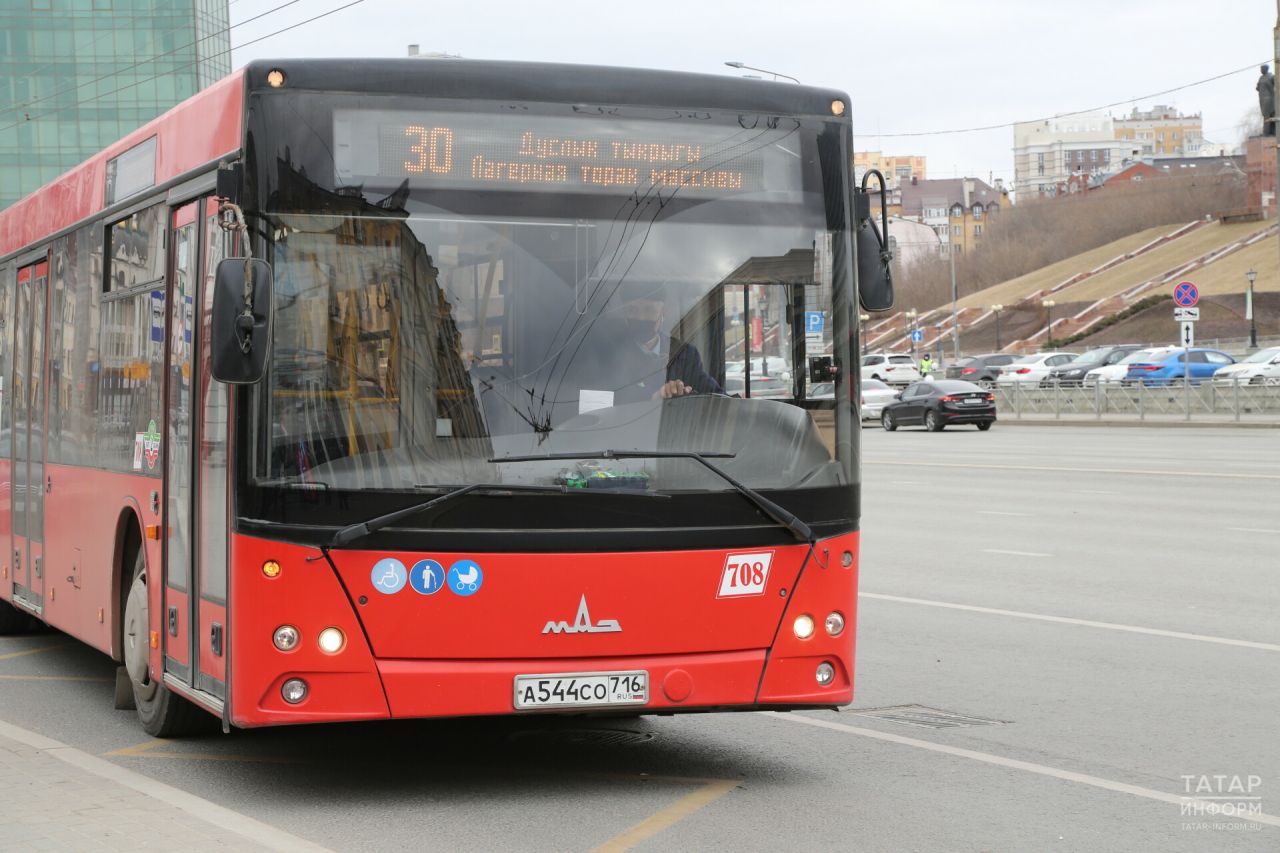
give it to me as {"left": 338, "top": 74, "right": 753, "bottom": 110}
{"left": 1188, "top": 352, "right": 1208, "bottom": 363}
{"left": 106, "top": 203, "right": 165, "bottom": 292}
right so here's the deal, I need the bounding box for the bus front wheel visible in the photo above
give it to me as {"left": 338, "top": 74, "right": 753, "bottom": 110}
{"left": 123, "top": 549, "right": 213, "bottom": 737}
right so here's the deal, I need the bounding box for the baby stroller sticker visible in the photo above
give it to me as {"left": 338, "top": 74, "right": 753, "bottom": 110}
{"left": 447, "top": 560, "right": 483, "bottom": 596}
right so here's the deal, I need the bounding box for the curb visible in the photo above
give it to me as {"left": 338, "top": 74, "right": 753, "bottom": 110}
{"left": 0, "top": 718, "right": 336, "bottom": 853}
{"left": 996, "top": 419, "right": 1280, "bottom": 429}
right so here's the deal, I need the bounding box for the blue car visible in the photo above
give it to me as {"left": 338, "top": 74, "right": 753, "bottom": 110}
{"left": 1125, "top": 348, "right": 1237, "bottom": 385}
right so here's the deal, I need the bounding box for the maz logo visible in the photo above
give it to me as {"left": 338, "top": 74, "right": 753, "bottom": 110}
{"left": 542, "top": 595, "right": 621, "bottom": 634}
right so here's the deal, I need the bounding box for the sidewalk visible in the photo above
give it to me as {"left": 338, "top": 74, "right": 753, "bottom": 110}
{"left": 0, "top": 722, "right": 330, "bottom": 853}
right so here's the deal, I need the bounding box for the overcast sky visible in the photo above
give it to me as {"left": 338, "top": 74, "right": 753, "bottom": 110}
{"left": 229, "top": 0, "right": 1276, "bottom": 189}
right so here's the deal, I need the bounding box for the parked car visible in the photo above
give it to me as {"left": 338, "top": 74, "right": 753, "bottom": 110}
{"left": 724, "top": 374, "right": 792, "bottom": 399}
{"left": 996, "top": 352, "right": 1079, "bottom": 386}
{"left": 1212, "top": 346, "right": 1280, "bottom": 385}
{"left": 1124, "top": 348, "right": 1237, "bottom": 385}
{"left": 1044, "top": 345, "right": 1145, "bottom": 386}
{"left": 809, "top": 381, "right": 835, "bottom": 400}
{"left": 1085, "top": 347, "right": 1174, "bottom": 385}
{"left": 944, "top": 353, "right": 1018, "bottom": 388}
{"left": 880, "top": 380, "right": 996, "bottom": 432}
{"left": 859, "top": 378, "right": 898, "bottom": 420}
{"left": 861, "top": 353, "right": 920, "bottom": 385}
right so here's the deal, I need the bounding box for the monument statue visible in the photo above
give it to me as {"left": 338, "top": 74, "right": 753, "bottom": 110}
{"left": 1258, "top": 64, "right": 1276, "bottom": 137}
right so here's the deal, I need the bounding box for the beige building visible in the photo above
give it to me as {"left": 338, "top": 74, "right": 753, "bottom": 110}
{"left": 1013, "top": 111, "right": 1130, "bottom": 199}
{"left": 1113, "top": 105, "right": 1203, "bottom": 158}
{"left": 854, "top": 152, "right": 927, "bottom": 189}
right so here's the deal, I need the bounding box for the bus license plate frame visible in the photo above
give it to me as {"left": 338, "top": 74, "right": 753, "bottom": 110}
{"left": 513, "top": 670, "right": 649, "bottom": 710}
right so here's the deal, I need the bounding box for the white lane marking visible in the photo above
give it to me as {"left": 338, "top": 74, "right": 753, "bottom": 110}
{"left": 760, "top": 712, "right": 1280, "bottom": 828}
{"left": 866, "top": 460, "right": 1280, "bottom": 480}
{"left": 1073, "top": 489, "right": 1117, "bottom": 494}
{"left": 1228, "top": 527, "right": 1280, "bottom": 534}
{"left": 860, "top": 592, "right": 1280, "bottom": 652}
{"left": 892, "top": 481, "right": 931, "bottom": 485}
{"left": 0, "top": 719, "right": 336, "bottom": 853}
{"left": 982, "top": 549, "right": 1051, "bottom": 557}
{"left": 977, "top": 511, "right": 1032, "bottom": 517}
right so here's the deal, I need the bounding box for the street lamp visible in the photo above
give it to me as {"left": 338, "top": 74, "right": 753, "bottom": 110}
{"left": 724, "top": 61, "right": 800, "bottom": 84}
{"left": 1042, "top": 299, "right": 1056, "bottom": 346}
{"left": 1246, "top": 269, "right": 1258, "bottom": 349}
{"left": 904, "top": 309, "right": 918, "bottom": 355}
{"left": 991, "top": 304, "right": 1004, "bottom": 351}
{"left": 859, "top": 313, "right": 870, "bottom": 356}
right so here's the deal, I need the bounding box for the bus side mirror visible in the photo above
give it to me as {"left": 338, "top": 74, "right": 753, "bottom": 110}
{"left": 855, "top": 171, "right": 894, "bottom": 313}
{"left": 211, "top": 258, "right": 274, "bottom": 384}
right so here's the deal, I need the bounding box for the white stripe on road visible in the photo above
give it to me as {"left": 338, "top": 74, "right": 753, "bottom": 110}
{"left": 1073, "top": 489, "right": 1118, "bottom": 494}
{"left": 0, "top": 719, "right": 335, "bottom": 853}
{"left": 866, "top": 460, "right": 1280, "bottom": 480}
{"left": 977, "top": 511, "right": 1033, "bottom": 517}
{"left": 760, "top": 712, "right": 1280, "bottom": 828}
{"left": 982, "top": 549, "right": 1051, "bottom": 557}
{"left": 1227, "top": 527, "right": 1280, "bottom": 534}
{"left": 860, "top": 593, "right": 1280, "bottom": 652}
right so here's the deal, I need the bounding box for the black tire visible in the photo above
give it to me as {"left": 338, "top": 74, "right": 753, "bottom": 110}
{"left": 123, "top": 548, "right": 215, "bottom": 736}
{"left": 1249, "top": 375, "right": 1264, "bottom": 385}
{"left": 977, "top": 422, "right": 992, "bottom": 431}
{"left": 871, "top": 374, "right": 883, "bottom": 382}
{"left": 0, "top": 599, "right": 43, "bottom": 635}
{"left": 978, "top": 379, "right": 995, "bottom": 390}
{"left": 925, "top": 410, "right": 944, "bottom": 432}
{"left": 881, "top": 410, "right": 897, "bottom": 431}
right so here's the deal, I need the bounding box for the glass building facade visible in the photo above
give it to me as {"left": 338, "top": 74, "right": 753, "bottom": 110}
{"left": 0, "top": 0, "right": 230, "bottom": 210}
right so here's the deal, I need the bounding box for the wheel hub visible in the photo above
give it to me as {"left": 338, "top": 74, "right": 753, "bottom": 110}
{"left": 123, "top": 574, "right": 158, "bottom": 701}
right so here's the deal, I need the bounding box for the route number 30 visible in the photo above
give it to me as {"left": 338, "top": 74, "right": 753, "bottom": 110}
{"left": 717, "top": 551, "right": 774, "bottom": 598}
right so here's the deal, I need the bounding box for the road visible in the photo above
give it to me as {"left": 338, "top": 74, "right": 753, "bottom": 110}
{"left": 2, "top": 426, "right": 1277, "bottom": 852}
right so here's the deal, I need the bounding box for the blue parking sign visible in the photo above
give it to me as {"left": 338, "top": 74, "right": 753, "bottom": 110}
{"left": 805, "top": 311, "right": 824, "bottom": 333}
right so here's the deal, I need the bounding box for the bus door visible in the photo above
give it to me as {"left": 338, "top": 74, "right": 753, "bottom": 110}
{"left": 161, "top": 200, "right": 220, "bottom": 699}
{"left": 10, "top": 258, "right": 50, "bottom": 615}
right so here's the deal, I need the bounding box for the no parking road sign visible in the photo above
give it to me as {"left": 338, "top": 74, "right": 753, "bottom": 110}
{"left": 1173, "top": 281, "right": 1199, "bottom": 307}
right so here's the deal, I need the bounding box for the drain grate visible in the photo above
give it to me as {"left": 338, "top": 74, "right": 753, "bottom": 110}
{"left": 508, "top": 729, "right": 656, "bottom": 747}
{"left": 851, "top": 705, "right": 1006, "bottom": 729}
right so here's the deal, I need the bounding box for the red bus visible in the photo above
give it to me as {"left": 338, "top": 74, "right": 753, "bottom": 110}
{"left": 0, "top": 59, "right": 890, "bottom": 735}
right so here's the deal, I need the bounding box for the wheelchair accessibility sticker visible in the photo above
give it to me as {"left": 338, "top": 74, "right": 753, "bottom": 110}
{"left": 370, "top": 559, "right": 407, "bottom": 594}
{"left": 447, "top": 560, "right": 484, "bottom": 596}
{"left": 410, "top": 559, "right": 445, "bottom": 595}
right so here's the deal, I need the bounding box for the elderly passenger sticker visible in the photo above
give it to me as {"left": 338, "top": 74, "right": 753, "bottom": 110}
{"left": 717, "top": 551, "right": 774, "bottom": 598}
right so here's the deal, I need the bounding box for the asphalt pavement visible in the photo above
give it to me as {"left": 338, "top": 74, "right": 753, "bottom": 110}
{"left": 1, "top": 426, "right": 1276, "bottom": 852}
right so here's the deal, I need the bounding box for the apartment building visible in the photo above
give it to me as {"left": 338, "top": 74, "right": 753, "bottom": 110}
{"left": 854, "top": 152, "right": 927, "bottom": 189}
{"left": 899, "top": 177, "right": 1006, "bottom": 258}
{"left": 1113, "top": 105, "right": 1203, "bottom": 157}
{"left": 1013, "top": 111, "right": 1131, "bottom": 199}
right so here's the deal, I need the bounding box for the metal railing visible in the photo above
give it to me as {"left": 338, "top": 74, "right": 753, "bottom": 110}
{"left": 992, "top": 378, "right": 1280, "bottom": 421}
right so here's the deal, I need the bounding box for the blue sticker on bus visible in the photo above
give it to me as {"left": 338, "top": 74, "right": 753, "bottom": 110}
{"left": 447, "top": 560, "right": 483, "bottom": 596}
{"left": 370, "top": 559, "right": 407, "bottom": 594}
{"left": 409, "top": 560, "right": 445, "bottom": 595}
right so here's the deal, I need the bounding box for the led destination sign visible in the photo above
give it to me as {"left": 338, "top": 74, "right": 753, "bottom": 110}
{"left": 334, "top": 110, "right": 800, "bottom": 196}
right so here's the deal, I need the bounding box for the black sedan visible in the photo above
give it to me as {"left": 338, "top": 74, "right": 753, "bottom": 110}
{"left": 880, "top": 380, "right": 996, "bottom": 431}
{"left": 944, "top": 353, "right": 1018, "bottom": 388}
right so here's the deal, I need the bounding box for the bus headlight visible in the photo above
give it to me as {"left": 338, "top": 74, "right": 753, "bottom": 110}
{"left": 793, "top": 615, "right": 815, "bottom": 639}
{"left": 815, "top": 662, "right": 835, "bottom": 686}
{"left": 273, "top": 625, "right": 299, "bottom": 651}
{"left": 825, "top": 612, "right": 845, "bottom": 636}
{"left": 281, "top": 678, "right": 308, "bottom": 704}
{"left": 317, "top": 627, "right": 345, "bottom": 654}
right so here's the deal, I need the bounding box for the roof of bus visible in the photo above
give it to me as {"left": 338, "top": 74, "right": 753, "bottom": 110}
{"left": 0, "top": 69, "right": 246, "bottom": 261}
{"left": 1, "top": 59, "right": 852, "bottom": 262}
{"left": 237, "top": 58, "right": 851, "bottom": 119}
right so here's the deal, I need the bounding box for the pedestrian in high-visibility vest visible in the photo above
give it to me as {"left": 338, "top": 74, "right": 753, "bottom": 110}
{"left": 919, "top": 354, "right": 934, "bottom": 378}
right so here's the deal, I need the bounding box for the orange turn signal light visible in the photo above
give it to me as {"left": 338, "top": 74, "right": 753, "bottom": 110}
{"left": 262, "top": 560, "right": 282, "bottom": 578}
{"left": 149, "top": 631, "right": 159, "bottom": 649}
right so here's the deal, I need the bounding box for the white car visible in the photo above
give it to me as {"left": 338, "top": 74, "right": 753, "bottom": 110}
{"left": 859, "top": 378, "right": 898, "bottom": 420}
{"left": 1085, "top": 347, "right": 1177, "bottom": 385}
{"left": 996, "top": 352, "right": 1079, "bottom": 386}
{"left": 1212, "top": 346, "right": 1280, "bottom": 385}
{"left": 861, "top": 353, "right": 920, "bottom": 385}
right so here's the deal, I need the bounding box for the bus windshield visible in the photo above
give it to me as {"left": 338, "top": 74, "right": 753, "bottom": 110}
{"left": 252, "top": 96, "right": 854, "bottom": 497}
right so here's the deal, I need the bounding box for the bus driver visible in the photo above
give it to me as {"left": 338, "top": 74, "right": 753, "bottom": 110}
{"left": 608, "top": 282, "right": 723, "bottom": 404}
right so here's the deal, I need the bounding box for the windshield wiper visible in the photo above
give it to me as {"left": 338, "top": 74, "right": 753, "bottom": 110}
{"left": 490, "top": 449, "right": 812, "bottom": 542}
{"left": 328, "top": 484, "right": 565, "bottom": 548}
{"left": 328, "top": 480, "right": 670, "bottom": 549}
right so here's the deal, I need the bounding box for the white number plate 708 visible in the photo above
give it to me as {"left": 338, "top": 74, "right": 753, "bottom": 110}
{"left": 513, "top": 671, "right": 648, "bottom": 709}
{"left": 718, "top": 551, "right": 774, "bottom": 598}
